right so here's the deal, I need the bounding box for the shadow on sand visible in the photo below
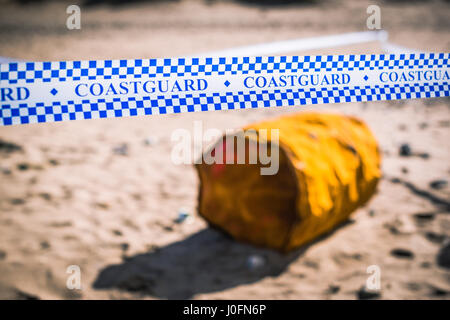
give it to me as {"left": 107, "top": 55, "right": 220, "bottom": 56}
{"left": 93, "top": 220, "right": 353, "bottom": 299}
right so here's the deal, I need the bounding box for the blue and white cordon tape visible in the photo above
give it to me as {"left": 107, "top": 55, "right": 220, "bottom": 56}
{"left": 0, "top": 53, "right": 449, "bottom": 126}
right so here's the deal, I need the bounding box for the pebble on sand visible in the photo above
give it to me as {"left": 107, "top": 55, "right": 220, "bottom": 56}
{"left": 429, "top": 179, "right": 448, "bottom": 190}
{"left": 0, "top": 139, "right": 22, "bottom": 153}
{"left": 0, "top": 166, "right": 12, "bottom": 175}
{"left": 356, "top": 286, "right": 381, "bottom": 300}
{"left": 399, "top": 143, "right": 412, "bottom": 157}
{"left": 437, "top": 242, "right": 450, "bottom": 269}
{"left": 390, "top": 248, "right": 415, "bottom": 259}
{"left": 398, "top": 143, "right": 429, "bottom": 159}
{"left": 143, "top": 136, "right": 159, "bottom": 147}
{"left": 112, "top": 144, "right": 129, "bottom": 156}
{"left": 326, "top": 284, "right": 340, "bottom": 294}
{"left": 174, "top": 208, "right": 191, "bottom": 224}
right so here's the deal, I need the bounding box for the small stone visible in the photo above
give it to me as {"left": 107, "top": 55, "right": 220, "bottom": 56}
{"left": 437, "top": 242, "right": 450, "bottom": 269}
{"left": 112, "top": 229, "right": 123, "bottom": 236}
{"left": 48, "top": 159, "right": 59, "bottom": 166}
{"left": 94, "top": 202, "right": 109, "bottom": 210}
{"left": 10, "top": 198, "right": 25, "bottom": 205}
{"left": 40, "top": 241, "right": 50, "bottom": 249}
{"left": 303, "top": 259, "right": 319, "bottom": 269}
{"left": 112, "top": 143, "right": 128, "bottom": 156}
{"left": 390, "top": 248, "right": 414, "bottom": 259}
{"left": 429, "top": 179, "right": 448, "bottom": 190}
{"left": 384, "top": 216, "right": 416, "bottom": 235}
{"left": 246, "top": 255, "right": 265, "bottom": 270}
{"left": 413, "top": 212, "right": 435, "bottom": 223}
{"left": 0, "top": 139, "right": 22, "bottom": 153}
{"left": 174, "top": 208, "right": 190, "bottom": 224}
{"left": 424, "top": 232, "right": 446, "bottom": 244}
{"left": 326, "top": 284, "right": 340, "bottom": 294}
{"left": 39, "top": 193, "right": 52, "bottom": 201}
{"left": 143, "top": 136, "right": 159, "bottom": 147}
{"left": 417, "top": 152, "right": 430, "bottom": 159}
{"left": 17, "top": 163, "right": 29, "bottom": 171}
{"left": 399, "top": 143, "right": 412, "bottom": 157}
{"left": 356, "top": 286, "right": 381, "bottom": 300}
{"left": 390, "top": 177, "right": 401, "bottom": 184}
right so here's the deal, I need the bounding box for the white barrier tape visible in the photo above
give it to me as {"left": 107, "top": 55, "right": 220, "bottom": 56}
{"left": 193, "top": 31, "right": 388, "bottom": 57}
{"left": 0, "top": 54, "right": 448, "bottom": 126}
{"left": 192, "top": 31, "right": 425, "bottom": 57}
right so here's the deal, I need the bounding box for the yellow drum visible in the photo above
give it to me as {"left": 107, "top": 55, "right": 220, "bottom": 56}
{"left": 195, "top": 112, "right": 381, "bottom": 252}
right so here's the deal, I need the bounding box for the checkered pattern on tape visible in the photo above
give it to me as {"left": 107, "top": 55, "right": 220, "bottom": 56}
{"left": 1, "top": 53, "right": 448, "bottom": 84}
{"left": 1, "top": 82, "right": 448, "bottom": 125}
